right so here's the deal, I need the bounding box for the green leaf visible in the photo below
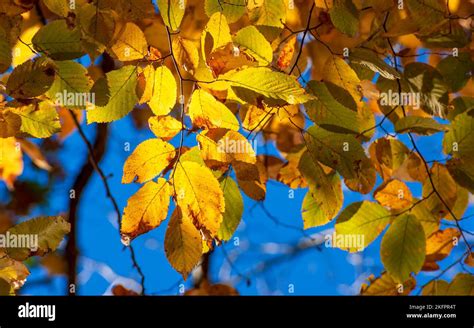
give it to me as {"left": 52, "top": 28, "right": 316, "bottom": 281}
{"left": 381, "top": 214, "right": 426, "bottom": 284}
{"left": 305, "top": 80, "right": 374, "bottom": 138}
{"left": 443, "top": 113, "right": 474, "bottom": 193}
{"left": 323, "top": 55, "right": 361, "bottom": 105}
{"left": 447, "top": 97, "right": 474, "bottom": 121}
{"left": 9, "top": 101, "right": 61, "bottom": 138}
{"left": 349, "top": 48, "right": 400, "bottom": 80}
{"left": 329, "top": 0, "right": 359, "bottom": 37}
{"left": 205, "top": 0, "right": 246, "bottom": 23}
{"left": 436, "top": 53, "right": 473, "bottom": 92}
{"left": 233, "top": 26, "right": 273, "bottom": 65}
{"left": 46, "top": 60, "right": 93, "bottom": 109}
{"left": 218, "top": 176, "right": 243, "bottom": 241}
{"left": 299, "top": 152, "right": 343, "bottom": 229}
{"left": 444, "top": 112, "right": 474, "bottom": 157}
{"left": 407, "top": 199, "right": 439, "bottom": 237}
{"left": 158, "top": 0, "right": 186, "bottom": 32}
{"left": 6, "top": 216, "right": 71, "bottom": 261}
{"left": 335, "top": 201, "right": 391, "bottom": 252}
{"left": 32, "top": 20, "right": 84, "bottom": 60}
{"left": 422, "top": 163, "right": 468, "bottom": 221}
{"left": 305, "top": 126, "right": 376, "bottom": 194}
{"left": 6, "top": 57, "right": 56, "bottom": 99}
{"left": 222, "top": 67, "right": 314, "bottom": 105}
{"left": 404, "top": 62, "right": 449, "bottom": 118}
{"left": 394, "top": 116, "right": 446, "bottom": 135}
{"left": 419, "top": 23, "right": 469, "bottom": 48}
{"left": 405, "top": 0, "right": 445, "bottom": 35}
{"left": 87, "top": 66, "right": 138, "bottom": 123}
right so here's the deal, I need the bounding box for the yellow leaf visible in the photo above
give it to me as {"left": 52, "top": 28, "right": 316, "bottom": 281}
{"left": 240, "top": 104, "right": 275, "bottom": 131}
{"left": 425, "top": 228, "right": 460, "bottom": 262}
{"left": 188, "top": 89, "right": 240, "bottom": 130}
{"left": 164, "top": 207, "right": 202, "bottom": 279}
{"left": 0, "top": 137, "right": 23, "bottom": 189}
{"left": 201, "top": 12, "right": 232, "bottom": 58}
{"left": 247, "top": 0, "right": 286, "bottom": 28}
{"left": 110, "top": 22, "right": 148, "bottom": 61}
{"left": 173, "top": 161, "right": 225, "bottom": 236}
{"left": 323, "top": 55, "right": 361, "bottom": 105}
{"left": 0, "top": 255, "right": 29, "bottom": 290}
{"left": 374, "top": 179, "right": 413, "bottom": 210}
{"left": 197, "top": 129, "right": 256, "bottom": 170}
{"left": 360, "top": 272, "right": 416, "bottom": 295}
{"left": 140, "top": 66, "right": 177, "bottom": 116}
{"left": 9, "top": 101, "right": 61, "bottom": 138}
{"left": 149, "top": 115, "right": 182, "bottom": 141}
{"left": 121, "top": 179, "right": 171, "bottom": 240}
{"left": 12, "top": 22, "right": 41, "bottom": 67}
{"left": 172, "top": 36, "right": 199, "bottom": 73}
{"left": 158, "top": 0, "right": 186, "bottom": 32}
{"left": 122, "top": 139, "right": 176, "bottom": 184}
{"left": 233, "top": 26, "right": 273, "bottom": 65}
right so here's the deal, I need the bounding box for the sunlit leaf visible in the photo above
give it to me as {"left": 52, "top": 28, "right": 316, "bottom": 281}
{"left": 335, "top": 201, "right": 391, "bottom": 252}
{"left": 122, "top": 139, "right": 176, "bottom": 184}
{"left": 6, "top": 216, "right": 70, "bottom": 261}
{"left": 121, "top": 179, "right": 172, "bottom": 240}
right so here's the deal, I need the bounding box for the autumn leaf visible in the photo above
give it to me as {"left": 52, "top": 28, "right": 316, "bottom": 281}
{"left": 0, "top": 137, "right": 23, "bottom": 189}
{"left": 381, "top": 214, "right": 426, "bottom": 283}
{"left": 164, "top": 207, "right": 202, "bottom": 279}
{"left": 122, "top": 139, "right": 176, "bottom": 184}
{"left": 188, "top": 89, "right": 240, "bottom": 130}
{"left": 335, "top": 201, "right": 391, "bottom": 252}
{"left": 121, "top": 179, "right": 172, "bottom": 240}
{"left": 373, "top": 179, "right": 413, "bottom": 210}
{"left": 173, "top": 161, "right": 225, "bottom": 237}
{"left": 6, "top": 216, "right": 71, "bottom": 261}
